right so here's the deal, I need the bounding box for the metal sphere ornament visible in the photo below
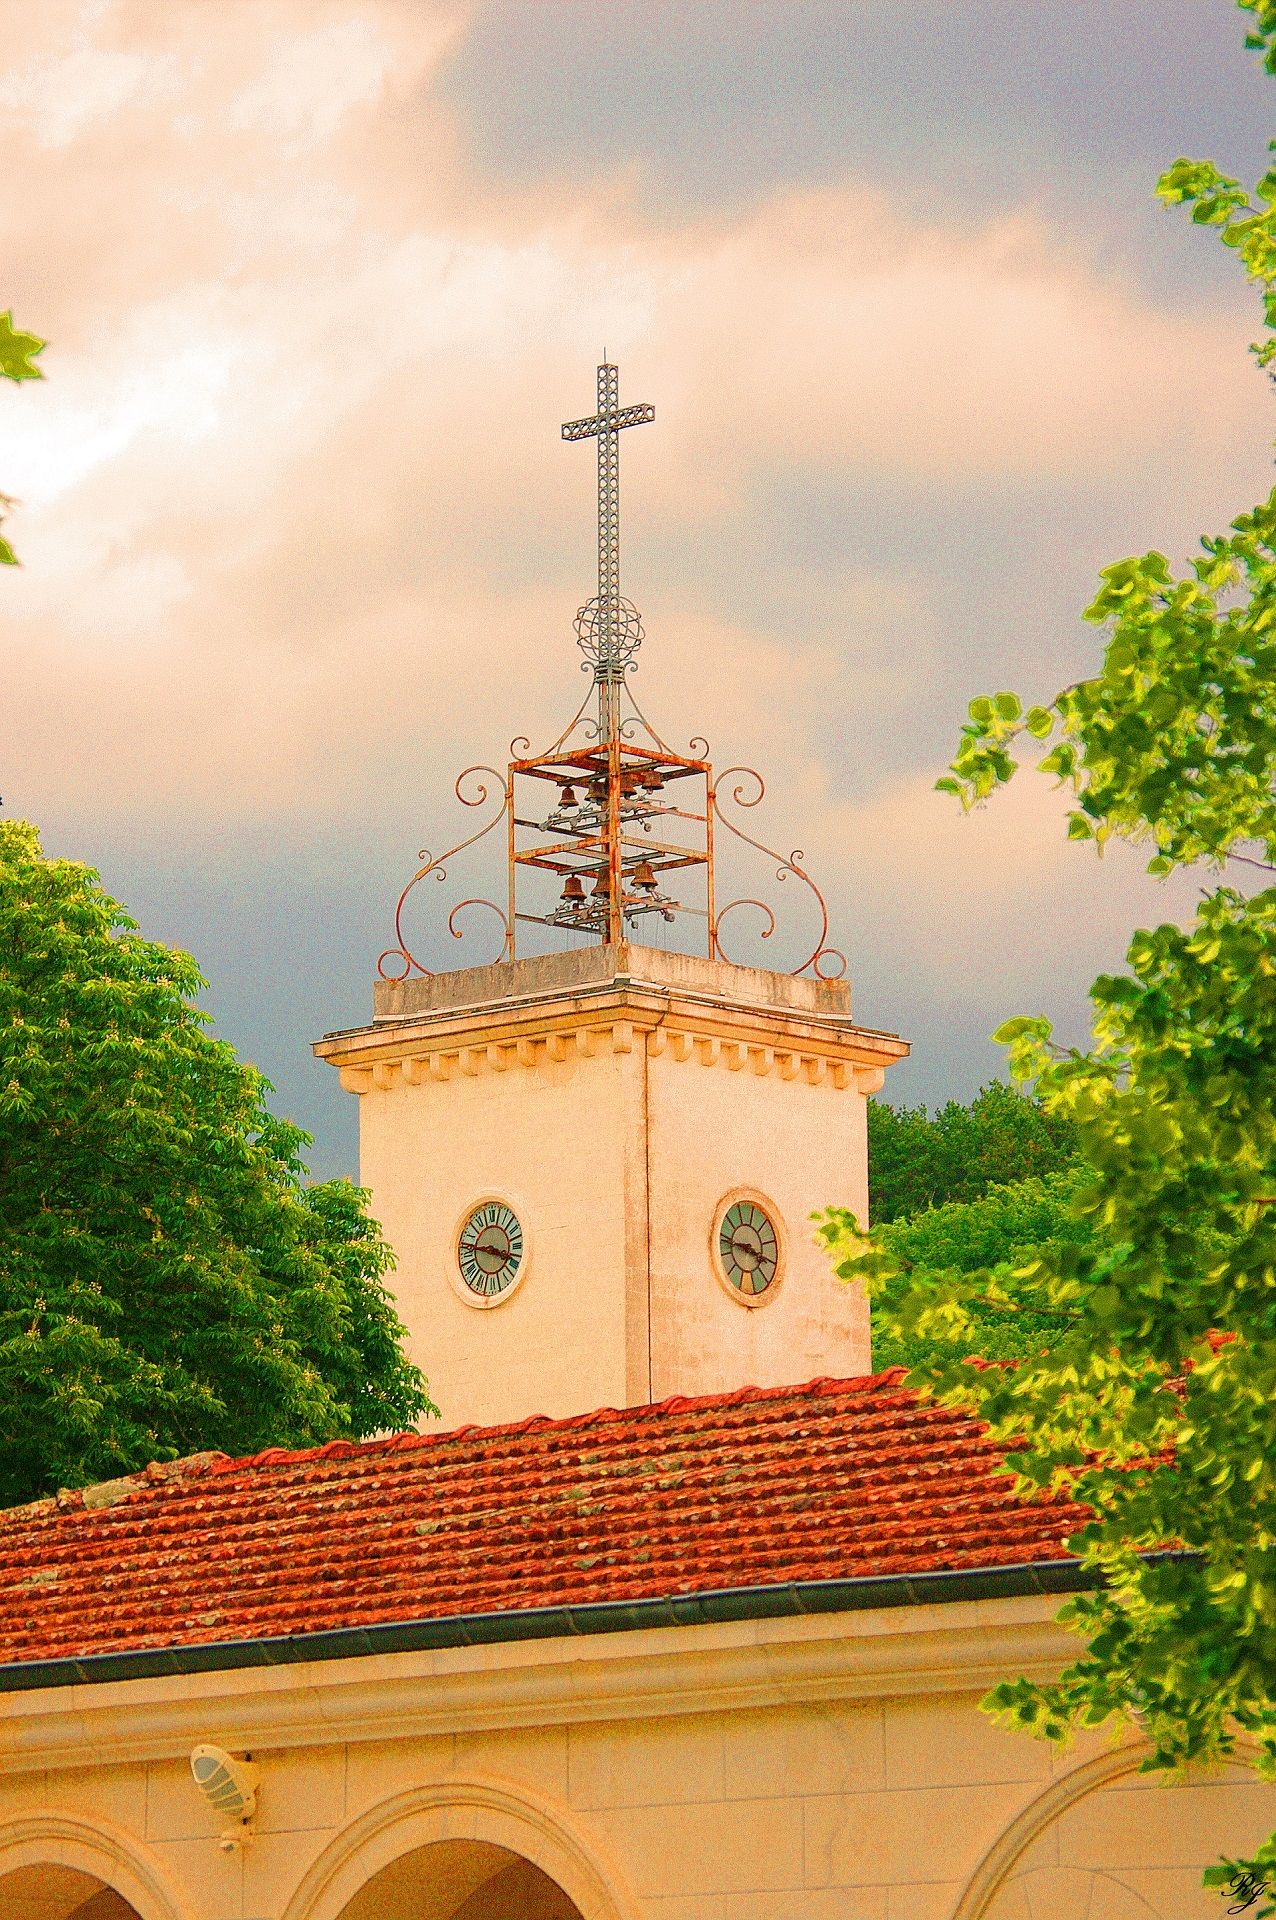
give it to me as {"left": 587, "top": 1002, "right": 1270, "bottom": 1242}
{"left": 574, "top": 595, "right": 644, "bottom": 678}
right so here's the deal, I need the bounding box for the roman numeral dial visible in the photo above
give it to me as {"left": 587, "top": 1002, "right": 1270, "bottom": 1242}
{"left": 457, "top": 1201, "right": 525, "bottom": 1301}
{"left": 717, "top": 1199, "right": 780, "bottom": 1299}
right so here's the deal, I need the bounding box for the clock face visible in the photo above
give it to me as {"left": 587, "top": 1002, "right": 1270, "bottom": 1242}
{"left": 457, "top": 1201, "right": 524, "bottom": 1300}
{"left": 718, "top": 1199, "right": 780, "bottom": 1299}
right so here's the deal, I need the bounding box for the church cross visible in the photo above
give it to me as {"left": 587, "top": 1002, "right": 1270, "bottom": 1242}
{"left": 562, "top": 363, "right": 654, "bottom": 680}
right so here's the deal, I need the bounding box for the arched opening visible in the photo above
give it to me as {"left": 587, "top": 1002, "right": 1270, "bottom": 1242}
{"left": 956, "top": 1740, "right": 1276, "bottom": 1920}
{"left": 0, "top": 1865, "right": 140, "bottom": 1920}
{"left": 337, "top": 1838, "right": 585, "bottom": 1920}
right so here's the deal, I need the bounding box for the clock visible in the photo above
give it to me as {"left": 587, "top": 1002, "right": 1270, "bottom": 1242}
{"left": 716, "top": 1197, "right": 781, "bottom": 1300}
{"left": 456, "top": 1200, "right": 524, "bottom": 1301}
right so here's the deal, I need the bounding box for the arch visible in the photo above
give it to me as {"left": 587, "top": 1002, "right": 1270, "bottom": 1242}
{"left": 0, "top": 1813, "right": 191, "bottom": 1920}
{"left": 0, "top": 1865, "right": 139, "bottom": 1920}
{"left": 953, "top": 1736, "right": 1270, "bottom": 1920}
{"left": 281, "top": 1776, "right": 643, "bottom": 1920}
{"left": 333, "top": 1837, "right": 584, "bottom": 1920}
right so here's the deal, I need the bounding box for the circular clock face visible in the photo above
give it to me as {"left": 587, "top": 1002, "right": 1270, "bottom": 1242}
{"left": 457, "top": 1201, "right": 524, "bottom": 1300}
{"left": 718, "top": 1199, "right": 780, "bottom": 1299}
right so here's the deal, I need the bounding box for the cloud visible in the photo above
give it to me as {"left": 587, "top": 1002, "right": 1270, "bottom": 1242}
{"left": 0, "top": 0, "right": 1268, "bottom": 1169}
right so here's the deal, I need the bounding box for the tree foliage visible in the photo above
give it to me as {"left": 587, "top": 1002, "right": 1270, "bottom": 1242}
{"left": 821, "top": 6, "right": 1276, "bottom": 1898}
{"left": 868, "top": 1081, "right": 1076, "bottom": 1224}
{"left": 869, "top": 1170, "right": 1085, "bottom": 1369}
{"left": 1241, "top": 0, "right": 1276, "bottom": 72}
{"left": 0, "top": 311, "right": 44, "bottom": 567}
{"left": 0, "top": 820, "right": 432, "bottom": 1507}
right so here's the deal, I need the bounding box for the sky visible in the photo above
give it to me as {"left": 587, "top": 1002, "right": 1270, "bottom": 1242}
{"left": 2, "top": 0, "right": 1274, "bottom": 1180}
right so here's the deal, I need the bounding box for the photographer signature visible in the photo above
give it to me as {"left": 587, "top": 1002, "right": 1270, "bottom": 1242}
{"left": 1226, "top": 1871, "right": 1271, "bottom": 1913}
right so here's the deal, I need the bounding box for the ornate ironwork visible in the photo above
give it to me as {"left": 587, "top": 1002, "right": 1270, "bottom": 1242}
{"left": 378, "top": 767, "right": 511, "bottom": 980}
{"left": 709, "top": 767, "right": 847, "bottom": 980}
{"left": 378, "top": 360, "right": 847, "bottom": 981}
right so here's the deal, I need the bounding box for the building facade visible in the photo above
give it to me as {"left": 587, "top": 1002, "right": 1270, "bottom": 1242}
{"left": 0, "top": 1377, "right": 1270, "bottom": 1920}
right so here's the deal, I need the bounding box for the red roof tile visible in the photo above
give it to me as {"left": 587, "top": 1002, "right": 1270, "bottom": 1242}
{"left": 0, "top": 1373, "right": 1086, "bottom": 1669}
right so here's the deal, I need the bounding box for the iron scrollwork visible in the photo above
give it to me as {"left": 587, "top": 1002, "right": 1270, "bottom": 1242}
{"left": 377, "top": 766, "right": 512, "bottom": 981}
{"left": 377, "top": 362, "right": 849, "bottom": 985}
{"left": 709, "top": 766, "right": 847, "bottom": 981}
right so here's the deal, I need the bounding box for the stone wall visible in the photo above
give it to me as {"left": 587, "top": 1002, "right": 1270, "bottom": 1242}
{"left": 0, "top": 1598, "right": 1269, "bottom": 1920}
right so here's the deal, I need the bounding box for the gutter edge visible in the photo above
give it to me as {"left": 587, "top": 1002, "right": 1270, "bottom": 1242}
{"left": 0, "top": 1555, "right": 1170, "bottom": 1697}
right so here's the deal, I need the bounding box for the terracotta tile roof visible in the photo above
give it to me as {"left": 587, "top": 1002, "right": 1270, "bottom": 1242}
{"left": 0, "top": 1372, "right": 1087, "bottom": 1671}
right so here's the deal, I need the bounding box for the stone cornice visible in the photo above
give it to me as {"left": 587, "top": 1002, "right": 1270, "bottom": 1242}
{"left": 314, "top": 985, "right": 905, "bottom": 1096}
{"left": 0, "top": 1595, "right": 1070, "bottom": 1775}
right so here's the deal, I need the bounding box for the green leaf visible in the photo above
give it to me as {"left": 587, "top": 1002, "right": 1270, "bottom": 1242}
{"left": 0, "top": 312, "right": 45, "bottom": 383}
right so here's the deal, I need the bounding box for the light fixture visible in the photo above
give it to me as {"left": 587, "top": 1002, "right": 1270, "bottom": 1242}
{"left": 190, "top": 1745, "right": 261, "bottom": 1853}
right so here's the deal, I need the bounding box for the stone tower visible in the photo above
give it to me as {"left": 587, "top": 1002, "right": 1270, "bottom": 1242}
{"left": 315, "top": 363, "right": 907, "bottom": 1428}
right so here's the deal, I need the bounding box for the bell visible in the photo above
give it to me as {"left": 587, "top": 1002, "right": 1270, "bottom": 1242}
{"left": 561, "top": 874, "right": 584, "bottom": 903}
{"left": 591, "top": 870, "right": 611, "bottom": 897}
{"left": 640, "top": 768, "right": 663, "bottom": 791}
{"left": 632, "top": 861, "right": 657, "bottom": 892}
{"left": 559, "top": 786, "right": 579, "bottom": 810}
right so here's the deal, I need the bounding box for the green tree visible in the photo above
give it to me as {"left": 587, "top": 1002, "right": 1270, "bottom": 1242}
{"left": 870, "top": 1169, "right": 1086, "bottom": 1368}
{"left": 868, "top": 1081, "right": 1076, "bottom": 1223}
{"left": 821, "top": 1, "right": 1276, "bottom": 1898}
{"left": 0, "top": 311, "right": 44, "bottom": 566}
{"left": 0, "top": 819, "right": 433, "bottom": 1508}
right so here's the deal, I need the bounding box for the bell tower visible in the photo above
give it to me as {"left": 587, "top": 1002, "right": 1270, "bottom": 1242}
{"left": 315, "top": 363, "right": 907, "bottom": 1429}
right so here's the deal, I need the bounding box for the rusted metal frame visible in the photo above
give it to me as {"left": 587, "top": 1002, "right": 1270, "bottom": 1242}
{"left": 511, "top": 802, "right": 605, "bottom": 841}
{"left": 615, "top": 840, "right": 707, "bottom": 872}
{"left": 516, "top": 857, "right": 602, "bottom": 879}
{"left": 513, "top": 852, "right": 604, "bottom": 873}
{"left": 512, "top": 751, "right": 605, "bottom": 781}
{"left": 507, "top": 760, "right": 517, "bottom": 960}
{"left": 623, "top": 805, "right": 707, "bottom": 827}
{"left": 511, "top": 744, "right": 707, "bottom": 780}
{"left": 513, "top": 832, "right": 606, "bottom": 861}
{"left": 615, "top": 845, "right": 708, "bottom": 869}
{"left": 702, "top": 767, "right": 716, "bottom": 961}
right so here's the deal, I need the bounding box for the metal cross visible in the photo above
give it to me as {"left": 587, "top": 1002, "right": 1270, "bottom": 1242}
{"left": 562, "top": 363, "right": 654, "bottom": 688}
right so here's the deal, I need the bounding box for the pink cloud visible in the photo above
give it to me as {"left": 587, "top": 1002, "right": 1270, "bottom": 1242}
{"left": 0, "top": 0, "right": 1265, "bottom": 918}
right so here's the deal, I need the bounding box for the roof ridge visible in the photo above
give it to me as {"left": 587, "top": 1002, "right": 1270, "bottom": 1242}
{"left": 0, "top": 1450, "right": 232, "bottom": 1528}
{"left": 0, "top": 1369, "right": 922, "bottom": 1521}
{"left": 208, "top": 1369, "right": 917, "bottom": 1480}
